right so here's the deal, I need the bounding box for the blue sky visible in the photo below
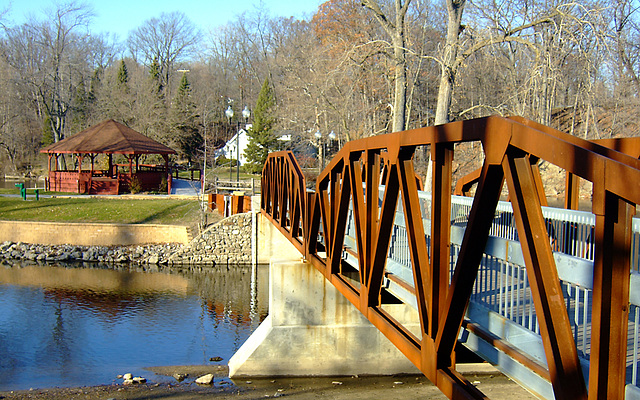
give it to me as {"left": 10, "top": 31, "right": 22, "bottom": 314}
{"left": 5, "top": 0, "right": 322, "bottom": 41}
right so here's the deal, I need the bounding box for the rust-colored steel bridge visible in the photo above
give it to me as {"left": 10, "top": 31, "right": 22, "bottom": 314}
{"left": 260, "top": 116, "right": 640, "bottom": 399}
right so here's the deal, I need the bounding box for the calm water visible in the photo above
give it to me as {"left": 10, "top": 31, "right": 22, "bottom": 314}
{"left": 0, "top": 178, "right": 45, "bottom": 189}
{"left": 0, "top": 262, "right": 268, "bottom": 391}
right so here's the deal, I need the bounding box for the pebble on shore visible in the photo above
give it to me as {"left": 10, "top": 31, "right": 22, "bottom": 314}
{"left": 195, "top": 373, "right": 214, "bottom": 385}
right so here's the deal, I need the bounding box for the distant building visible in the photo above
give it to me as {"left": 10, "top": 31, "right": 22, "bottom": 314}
{"left": 216, "top": 126, "right": 292, "bottom": 166}
{"left": 216, "top": 129, "right": 250, "bottom": 165}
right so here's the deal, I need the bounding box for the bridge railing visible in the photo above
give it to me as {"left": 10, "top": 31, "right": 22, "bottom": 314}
{"left": 260, "top": 116, "right": 640, "bottom": 400}
{"left": 350, "top": 193, "right": 640, "bottom": 398}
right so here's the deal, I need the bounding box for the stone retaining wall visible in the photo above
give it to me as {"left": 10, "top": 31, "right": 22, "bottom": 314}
{"left": 0, "top": 213, "right": 251, "bottom": 265}
{"left": 169, "top": 213, "right": 253, "bottom": 264}
{"left": 0, "top": 220, "right": 190, "bottom": 246}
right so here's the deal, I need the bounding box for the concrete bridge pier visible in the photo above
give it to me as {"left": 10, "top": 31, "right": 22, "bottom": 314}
{"left": 229, "top": 213, "right": 420, "bottom": 378}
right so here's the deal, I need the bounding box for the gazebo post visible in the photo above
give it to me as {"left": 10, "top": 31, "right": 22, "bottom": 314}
{"left": 47, "top": 154, "right": 52, "bottom": 191}
{"left": 163, "top": 154, "right": 171, "bottom": 195}
{"left": 76, "top": 154, "right": 83, "bottom": 194}
{"left": 108, "top": 154, "right": 113, "bottom": 177}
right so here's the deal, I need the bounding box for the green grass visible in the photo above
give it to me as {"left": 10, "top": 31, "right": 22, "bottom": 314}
{"left": 0, "top": 196, "right": 202, "bottom": 225}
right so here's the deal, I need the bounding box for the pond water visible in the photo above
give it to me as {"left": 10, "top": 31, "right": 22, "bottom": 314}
{"left": 0, "top": 178, "right": 46, "bottom": 190}
{"left": 0, "top": 261, "right": 268, "bottom": 391}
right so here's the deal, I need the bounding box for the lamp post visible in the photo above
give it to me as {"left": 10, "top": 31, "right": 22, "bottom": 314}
{"left": 225, "top": 105, "right": 234, "bottom": 181}
{"left": 328, "top": 130, "right": 337, "bottom": 156}
{"left": 241, "top": 106, "right": 250, "bottom": 182}
{"left": 242, "top": 106, "right": 251, "bottom": 125}
{"left": 314, "top": 131, "right": 323, "bottom": 172}
{"left": 315, "top": 130, "right": 337, "bottom": 172}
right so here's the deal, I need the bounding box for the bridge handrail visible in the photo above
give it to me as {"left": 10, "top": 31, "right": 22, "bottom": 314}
{"left": 358, "top": 192, "right": 640, "bottom": 395}
{"left": 260, "top": 116, "right": 640, "bottom": 400}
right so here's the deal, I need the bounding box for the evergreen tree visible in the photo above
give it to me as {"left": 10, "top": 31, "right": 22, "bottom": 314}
{"left": 117, "top": 60, "right": 129, "bottom": 92}
{"left": 71, "top": 79, "right": 88, "bottom": 132}
{"left": 88, "top": 66, "right": 102, "bottom": 104}
{"left": 149, "top": 57, "right": 163, "bottom": 97}
{"left": 42, "top": 113, "right": 54, "bottom": 146}
{"left": 171, "top": 73, "right": 202, "bottom": 162}
{"left": 245, "top": 77, "right": 279, "bottom": 173}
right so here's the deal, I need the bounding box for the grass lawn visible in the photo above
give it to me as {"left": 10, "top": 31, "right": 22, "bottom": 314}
{"left": 0, "top": 195, "right": 202, "bottom": 226}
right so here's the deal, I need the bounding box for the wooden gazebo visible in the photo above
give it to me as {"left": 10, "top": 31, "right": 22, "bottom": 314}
{"left": 40, "top": 120, "right": 177, "bottom": 195}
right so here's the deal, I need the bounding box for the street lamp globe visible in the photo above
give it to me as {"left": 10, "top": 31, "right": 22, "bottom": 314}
{"left": 314, "top": 131, "right": 321, "bottom": 139}
{"left": 328, "top": 131, "right": 336, "bottom": 140}
{"left": 242, "top": 106, "right": 251, "bottom": 121}
{"left": 225, "top": 105, "right": 234, "bottom": 120}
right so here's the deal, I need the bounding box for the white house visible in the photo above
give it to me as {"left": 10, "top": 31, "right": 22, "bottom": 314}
{"left": 217, "top": 129, "right": 250, "bottom": 165}
{"left": 216, "top": 126, "right": 291, "bottom": 166}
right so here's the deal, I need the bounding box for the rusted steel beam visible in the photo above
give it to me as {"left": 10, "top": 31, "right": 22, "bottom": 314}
{"left": 530, "top": 159, "right": 548, "bottom": 207}
{"left": 430, "top": 143, "right": 453, "bottom": 338}
{"left": 348, "top": 153, "right": 366, "bottom": 285}
{"left": 436, "top": 367, "right": 490, "bottom": 400}
{"left": 397, "top": 151, "right": 431, "bottom": 348}
{"left": 503, "top": 150, "right": 587, "bottom": 400}
{"left": 589, "top": 191, "right": 634, "bottom": 400}
{"left": 328, "top": 163, "right": 351, "bottom": 276}
{"left": 435, "top": 161, "right": 506, "bottom": 368}
{"left": 509, "top": 117, "right": 640, "bottom": 204}
{"left": 364, "top": 150, "right": 380, "bottom": 284}
{"left": 564, "top": 172, "right": 580, "bottom": 210}
{"left": 453, "top": 167, "right": 481, "bottom": 197}
{"left": 462, "top": 321, "right": 550, "bottom": 380}
{"left": 367, "top": 160, "right": 399, "bottom": 308}
{"left": 305, "top": 192, "right": 318, "bottom": 259}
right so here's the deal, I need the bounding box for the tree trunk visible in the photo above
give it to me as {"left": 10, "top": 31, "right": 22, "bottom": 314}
{"left": 434, "top": 0, "right": 466, "bottom": 126}
{"left": 362, "top": 0, "right": 411, "bottom": 133}
{"left": 391, "top": 0, "right": 408, "bottom": 132}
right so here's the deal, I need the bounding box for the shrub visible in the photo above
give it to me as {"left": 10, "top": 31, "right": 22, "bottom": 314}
{"left": 129, "top": 176, "right": 142, "bottom": 194}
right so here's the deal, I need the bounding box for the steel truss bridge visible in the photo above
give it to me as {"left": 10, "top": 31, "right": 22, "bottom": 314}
{"left": 260, "top": 116, "right": 640, "bottom": 400}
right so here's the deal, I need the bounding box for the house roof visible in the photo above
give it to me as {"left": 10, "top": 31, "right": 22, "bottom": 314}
{"left": 40, "top": 119, "right": 176, "bottom": 155}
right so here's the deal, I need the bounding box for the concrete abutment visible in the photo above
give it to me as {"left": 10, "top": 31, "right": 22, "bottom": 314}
{"left": 229, "top": 212, "right": 420, "bottom": 377}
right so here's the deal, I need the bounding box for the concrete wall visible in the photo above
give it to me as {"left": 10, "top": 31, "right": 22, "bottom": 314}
{"left": 229, "top": 260, "right": 421, "bottom": 377}
{"left": 0, "top": 220, "right": 190, "bottom": 246}
{"left": 229, "top": 211, "right": 421, "bottom": 377}
{"left": 256, "top": 211, "right": 301, "bottom": 264}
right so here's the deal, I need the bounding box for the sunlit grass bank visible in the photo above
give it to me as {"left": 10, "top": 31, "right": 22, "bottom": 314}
{"left": 0, "top": 196, "right": 201, "bottom": 225}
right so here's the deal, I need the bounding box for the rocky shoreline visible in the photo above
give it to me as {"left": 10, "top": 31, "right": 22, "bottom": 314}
{"left": 0, "top": 213, "right": 254, "bottom": 266}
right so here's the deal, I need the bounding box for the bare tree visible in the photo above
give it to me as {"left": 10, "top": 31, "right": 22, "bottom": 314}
{"left": 434, "top": 0, "right": 465, "bottom": 125}
{"left": 362, "top": 0, "right": 412, "bottom": 132}
{"left": 128, "top": 11, "right": 201, "bottom": 101}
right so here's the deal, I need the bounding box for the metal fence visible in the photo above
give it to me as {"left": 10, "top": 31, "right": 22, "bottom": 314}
{"left": 347, "top": 192, "right": 640, "bottom": 398}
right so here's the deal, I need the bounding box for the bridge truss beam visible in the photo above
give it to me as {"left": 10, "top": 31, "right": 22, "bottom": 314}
{"left": 260, "top": 116, "right": 640, "bottom": 400}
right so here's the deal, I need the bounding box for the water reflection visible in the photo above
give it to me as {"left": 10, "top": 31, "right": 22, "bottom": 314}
{"left": 0, "top": 261, "right": 268, "bottom": 391}
{"left": 0, "top": 178, "right": 45, "bottom": 189}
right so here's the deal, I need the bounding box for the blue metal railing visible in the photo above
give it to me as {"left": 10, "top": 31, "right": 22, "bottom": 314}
{"left": 340, "top": 191, "right": 640, "bottom": 399}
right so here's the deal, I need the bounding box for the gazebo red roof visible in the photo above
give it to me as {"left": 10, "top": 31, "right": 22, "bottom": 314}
{"left": 40, "top": 119, "right": 176, "bottom": 155}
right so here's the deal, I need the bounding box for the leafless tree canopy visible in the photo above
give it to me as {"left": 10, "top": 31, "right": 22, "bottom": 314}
{"left": 0, "top": 0, "right": 637, "bottom": 176}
